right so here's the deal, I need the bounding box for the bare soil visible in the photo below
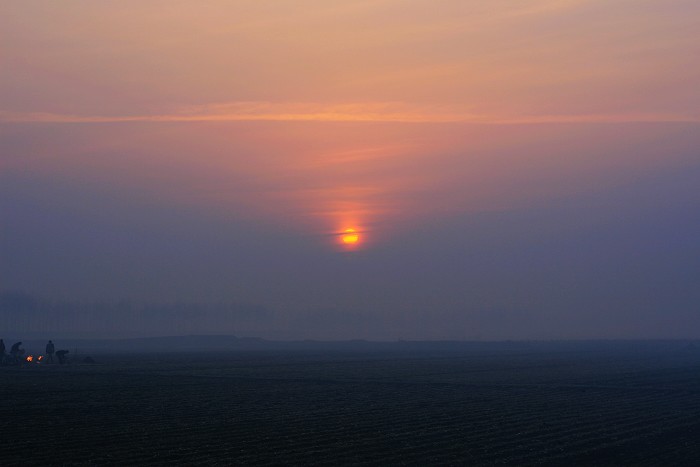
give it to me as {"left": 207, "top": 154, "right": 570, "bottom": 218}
{"left": 2, "top": 345, "right": 700, "bottom": 465}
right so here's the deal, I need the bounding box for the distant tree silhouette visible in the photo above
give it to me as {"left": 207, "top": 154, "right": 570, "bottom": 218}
{"left": 56, "top": 349, "right": 69, "bottom": 365}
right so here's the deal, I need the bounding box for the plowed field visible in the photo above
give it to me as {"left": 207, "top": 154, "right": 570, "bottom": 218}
{"left": 3, "top": 345, "right": 700, "bottom": 465}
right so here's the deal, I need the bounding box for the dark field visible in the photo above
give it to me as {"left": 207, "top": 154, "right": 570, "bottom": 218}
{"left": 3, "top": 342, "right": 700, "bottom": 465}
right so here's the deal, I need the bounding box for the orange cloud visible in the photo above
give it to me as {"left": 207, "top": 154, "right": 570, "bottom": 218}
{"left": 1, "top": 104, "right": 697, "bottom": 125}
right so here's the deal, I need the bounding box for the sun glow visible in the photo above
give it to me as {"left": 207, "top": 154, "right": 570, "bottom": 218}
{"left": 341, "top": 228, "right": 359, "bottom": 244}
{"left": 337, "top": 228, "right": 363, "bottom": 249}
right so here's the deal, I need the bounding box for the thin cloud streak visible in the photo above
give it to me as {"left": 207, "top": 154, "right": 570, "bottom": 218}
{"left": 1, "top": 103, "right": 698, "bottom": 125}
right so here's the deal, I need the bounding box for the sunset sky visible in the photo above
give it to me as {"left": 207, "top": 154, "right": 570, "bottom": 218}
{"left": 2, "top": 1, "right": 699, "bottom": 339}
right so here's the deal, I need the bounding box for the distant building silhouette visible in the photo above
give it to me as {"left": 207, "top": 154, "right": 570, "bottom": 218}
{"left": 46, "top": 340, "right": 55, "bottom": 363}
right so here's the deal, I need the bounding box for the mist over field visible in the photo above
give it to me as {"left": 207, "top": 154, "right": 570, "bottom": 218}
{"left": 3, "top": 155, "right": 700, "bottom": 341}
{"left": 5, "top": 2, "right": 700, "bottom": 465}
{"left": 2, "top": 2, "right": 700, "bottom": 340}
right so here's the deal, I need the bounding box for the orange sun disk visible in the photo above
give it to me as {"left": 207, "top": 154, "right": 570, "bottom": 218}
{"left": 341, "top": 228, "right": 359, "bottom": 245}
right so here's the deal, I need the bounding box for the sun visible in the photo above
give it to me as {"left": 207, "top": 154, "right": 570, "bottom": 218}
{"left": 341, "top": 228, "right": 359, "bottom": 245}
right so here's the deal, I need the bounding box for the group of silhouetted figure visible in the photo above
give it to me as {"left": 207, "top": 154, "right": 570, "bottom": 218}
{"left": 0, "top": 339, "right": 69, "bottom": 366}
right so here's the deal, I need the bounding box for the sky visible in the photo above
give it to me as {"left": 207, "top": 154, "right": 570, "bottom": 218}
{"left": 2, "top": 0, "right": 700, "bottom": 340}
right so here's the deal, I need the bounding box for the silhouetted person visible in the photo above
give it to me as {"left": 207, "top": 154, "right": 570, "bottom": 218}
{"left": 0, "top": 339, "right": 5, "bottom": 365}
{"left": 56, "top": 350, "right": 69, "bottom": 365}
{"left": 46, "top": 340, "right": 55, "bottom": 363}
{"left": 10, "top": 341, "right": 24, "bottom": 364}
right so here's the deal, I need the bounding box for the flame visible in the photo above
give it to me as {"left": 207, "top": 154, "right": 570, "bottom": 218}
{"left": 38, "top": 355, "right": 43, "bottom": 362}
{"left": 26, "top": 355, "right": 34, "bottom": 362}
